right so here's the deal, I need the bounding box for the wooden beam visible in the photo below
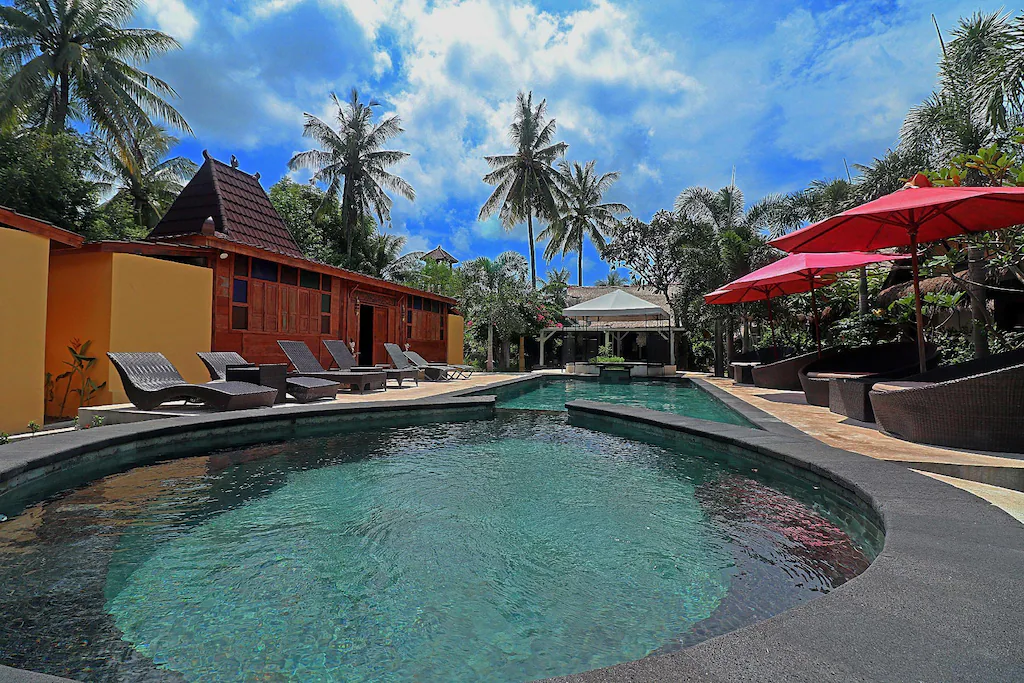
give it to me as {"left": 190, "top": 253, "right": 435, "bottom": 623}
{"left": 0, "top": 206, "right": 84, "bottom": 247}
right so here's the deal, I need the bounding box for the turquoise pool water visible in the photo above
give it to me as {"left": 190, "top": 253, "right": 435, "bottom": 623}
{"left": 496, "top": 377, "right": 752, "bottom": 426}
{"left": 0, "top": 413, "right": 877, "bottom": 682}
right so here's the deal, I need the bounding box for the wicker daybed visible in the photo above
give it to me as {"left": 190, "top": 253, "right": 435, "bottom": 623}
{"left": 752, "top": 348, "right": 840, "bottom": 391}
{"left": 798, "top": 341, "right": 939, "bottom": 407}
{"left": 730, "top": 346, "right": 796, "bottom": 384}
{"left": 108, "top": 352, "right": 278, "bottom": 411}
{"left": 870, "top": 349, "right": 1024, "bottom": 452}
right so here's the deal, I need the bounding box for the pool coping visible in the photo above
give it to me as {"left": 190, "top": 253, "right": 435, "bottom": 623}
{"left": 554, "top": 400, "right": 1024, "bottom": 682}
{"left": 0, "top": 382, "right": 1022, "bottom": 681}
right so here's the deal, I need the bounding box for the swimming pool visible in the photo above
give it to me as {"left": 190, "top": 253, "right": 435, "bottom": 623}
{"left": 0, "top": 411, "right": 878, "bottom": 682}
{"left": 490, "top": 376, "right": 753, "bottom": 426}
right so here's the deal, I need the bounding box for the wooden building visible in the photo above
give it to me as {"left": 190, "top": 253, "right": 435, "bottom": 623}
{"left": 133, "top": 152, "right": 461, "bottom": 367}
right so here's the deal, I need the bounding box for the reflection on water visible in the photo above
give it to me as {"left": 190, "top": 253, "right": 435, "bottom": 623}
{"left": 0, "top": 412, "right": 878, "bottom": 682}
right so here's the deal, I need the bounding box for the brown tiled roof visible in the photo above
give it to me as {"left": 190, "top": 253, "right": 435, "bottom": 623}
{"left": 148, "top": 153, "right": 302, "bottom": 258}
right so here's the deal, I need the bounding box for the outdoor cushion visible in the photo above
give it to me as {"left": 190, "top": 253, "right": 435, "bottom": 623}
{"left": 806, "top": 371, "right": 873, "bottom": 380}
{"left": 871, "top": 381, "right": 936, "bottom": 393}
{"left": 731, "top": 361, "right": 761, "bottom": 367}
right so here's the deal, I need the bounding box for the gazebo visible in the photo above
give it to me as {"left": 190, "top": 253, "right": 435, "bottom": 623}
{"left": 539, "top": 288, "right": 677, "bottom": 373}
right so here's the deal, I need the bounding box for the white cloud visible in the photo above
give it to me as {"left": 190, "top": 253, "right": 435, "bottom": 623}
{"left": 143, "top": 0, "right": 198, "bottom": 42}
{"left": 373, "top": 50, "right": 393, "bottom": 77}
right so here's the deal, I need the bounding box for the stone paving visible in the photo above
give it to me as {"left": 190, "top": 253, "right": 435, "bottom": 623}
{"left": 697, "top": 373, "right": 1024, "bottom": 523}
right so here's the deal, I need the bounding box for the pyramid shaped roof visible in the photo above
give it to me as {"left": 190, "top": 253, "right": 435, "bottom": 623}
{"left": 149, "top": 152, "right": 302, "bottom": 257}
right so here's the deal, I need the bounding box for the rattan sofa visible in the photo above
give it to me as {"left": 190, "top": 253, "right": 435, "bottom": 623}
{"left": 752, "top": 348, "right": 840, "bottom": 391}
{"left": 870, "top": 349, "right": 1024, "bottom": 452}
{"left": 798, "top": 341, "right": 939, "bottom": 407}
{"left": 730, "top": 346, "right": 796, "bottom": 384}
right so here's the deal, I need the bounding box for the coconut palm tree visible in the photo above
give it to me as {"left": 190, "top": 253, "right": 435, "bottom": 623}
{"left": 289, "top": 89, "right": 415, "bottom": 266}
{"left": 97, "top": 123, "right": 196, "bottom": 230}
{"left": 479, "top": 91, "right": 567, "bottom": 288}
{"left": 595, "top": 269, "right": 629, "bottom": 287}
{"left": 359, "top": 231, "right": 411, "bottom": 280}
{"left": 539, "top": 160, "right": 628, "bottom": 286}
{"left": 0, "top": 0, "right": 190, "bottom": 145}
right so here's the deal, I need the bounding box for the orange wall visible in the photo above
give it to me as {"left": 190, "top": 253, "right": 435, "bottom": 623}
{"left": 0, "top": 228, "right": 50, "bottom": 434}
{"left": 46, "top": 252, "right": 212, "bottom": 414}
{"left": 447, "top": 314, "right": 465, "bottom": 366}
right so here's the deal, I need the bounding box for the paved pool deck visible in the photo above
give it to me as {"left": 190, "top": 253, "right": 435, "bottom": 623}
{"left": 695, "top": 373, "right": 1024, "bottom": 523}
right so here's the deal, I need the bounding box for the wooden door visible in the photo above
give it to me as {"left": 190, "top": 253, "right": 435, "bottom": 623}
{"left": 373, "top": 307, "right": 389, "bottom": 365}
{"left": 265, "top": 284, "right": 279, "bottom": 333}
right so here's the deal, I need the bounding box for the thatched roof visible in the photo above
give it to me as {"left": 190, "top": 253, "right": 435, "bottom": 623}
{"left": 877, "top": 276, "right": 968, "bottom": 308}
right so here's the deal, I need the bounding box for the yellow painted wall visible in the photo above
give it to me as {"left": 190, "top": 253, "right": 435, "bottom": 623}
{"left": 447, "top": 314, "right": 465, "bottom": 366}
{"left": 108, "top": 254, "right": 212, "bottom": 403}
{"left": 46, "top": 252, "right": 212, "bottom": 414}
{"left": 0, "top": 228, "right": 50, "bottom": 434}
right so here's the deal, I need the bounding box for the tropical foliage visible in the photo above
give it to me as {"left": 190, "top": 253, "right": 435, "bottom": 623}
{"left": 95, "top": 124, "right": 196, "bottom": 231}
{"left": 479, "top": 91, "right": 567, "bottom": 288}
{"left": 289, "top": 89, "right": 415, "bottom": 263}
{"left": 0, "top": 0, "right": 190, "bottom": 146}
{"left": 540, "top": 160, "right": 628, "bottom": 285}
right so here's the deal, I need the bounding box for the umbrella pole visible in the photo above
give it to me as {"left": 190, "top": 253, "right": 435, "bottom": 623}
{"left": 767, "top": 297, "right": 778, "bottom": 360}
{"left": 809, "top": 275, "right": 822, "bottom": 357}
{"left": 910, "top": 230, "right": 927, "bottom": 373}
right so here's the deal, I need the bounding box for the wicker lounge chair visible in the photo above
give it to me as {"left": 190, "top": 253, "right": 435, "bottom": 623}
{"left": 752, "top": 348, "right": 840, "bottom": 391}
{"left": 798, "top": 340, "right": 939, "bottom": 408}
{"left": 197, "top": 351, "right": 340, "bottom": 403}
{"left": 108, "top": 352, "right": 278, "bottom": 411}
{"left": 384, "top": 343, "right": 451, "bottom": 381}
{"left": 870, "top": 349, "right": 1024, "bottom": 452}
{"left": 405, "top": 350, "right": 474, "bottom": 379}
{"left": 278, "top": 341, "right": 386, "bottom": 393}
{"left": 730, "top": 346, "right": 795, "bottom": 384}
{"left": 322, "top": 340, "right": 418, "bottom": 388}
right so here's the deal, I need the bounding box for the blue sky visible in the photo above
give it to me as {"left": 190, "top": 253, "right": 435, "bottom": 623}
{"left": 136, "top": 0, "right": 1002, "bottom": 283}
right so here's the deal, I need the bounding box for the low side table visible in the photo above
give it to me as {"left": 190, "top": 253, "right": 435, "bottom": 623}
{"left": 226, "top": 363, "right": 288, "bottom": 404}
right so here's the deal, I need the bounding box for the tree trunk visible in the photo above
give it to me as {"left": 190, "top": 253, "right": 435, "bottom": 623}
{"left": 578, "top": 241, "right": 584, "bottom": 287}
{"left": 741, "top": 313, "right": 751, "bottom": 353}
{"left": 518, "top": 335, "right": 525, "bottom": 372}
{"left": 527, "top": 212, "right": 537, "bottom": 288}
{"left": 726, "top": 317, "right": 736, "bottom": 364}
{"left": 487, "top": 324, "right": 494, "bottom": 371}
{"left": 52, "top": 70, "right": 70, "bottom": 133}
{"left": 968, "top": 245, "right": 989, "bottom": 358}
{"left": 714, "top": 318, "right": 724, "bottom": 377}
{"left": 501, "top": 339, "right": 511, "bottom": 370}
{"left": 858, "top": 267, "right": 869, "bottom": 315}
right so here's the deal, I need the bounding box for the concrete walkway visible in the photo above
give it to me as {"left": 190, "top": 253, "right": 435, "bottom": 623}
{"left": 699, "top": 374, "right": 1024, "bottom": 523}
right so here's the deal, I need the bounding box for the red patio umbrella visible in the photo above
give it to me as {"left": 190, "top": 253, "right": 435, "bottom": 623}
{"left": 704, "top": 276, "right": 836, "bottom": 356}
{"left": 770, "top": 174, "right": 1024, "bottom": 371}
{"left": 713, "top": 252, "right": 909, "bottom": 356}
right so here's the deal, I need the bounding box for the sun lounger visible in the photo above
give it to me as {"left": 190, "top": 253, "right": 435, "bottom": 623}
{"left": 277, "top": 341, "right": 386, "bottom": 394}
{"left": 870, "top": 349, "right": 1024, "bottom": 452}
{"left": 798, "top": 341, "right": 939, "bottom": 408}
{"left": 322, "top": 340, "right": 418, "bottom": 387}
{"left": 197, "top": 351, "right": 340, "bottom": 403}
{"left": 384, "top": 343, "right": 451, "bottom": 381}
{"left": 107, "top": 352, "right": 278, "bottom": 411}
{"left": 405, "top": 349, "right": 475, "bottom": 379}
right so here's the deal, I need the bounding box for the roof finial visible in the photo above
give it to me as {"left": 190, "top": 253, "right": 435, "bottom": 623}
{"left": 254, "top": 171, "right": 261, "bottom": 181}
{"left": 202, "top": 149, "right": 210, "bottom": 160}
{"left": 230, "top": 154, "right": 239, "bottom": 169}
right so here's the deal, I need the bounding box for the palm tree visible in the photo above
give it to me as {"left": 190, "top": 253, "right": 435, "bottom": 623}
{"left": 0, "top": 0, "right": 190, "bottom": 145}
{"left": 479, "top": 91, "right": 567, "bottom": 288}
{"left": 358, "top": 231, "right": 410, "bottom": 280}
{"left": 289, "top": 89, "right": 415, "bottom": 266}
{"left": 460, "top": 252, "right": 530, "bottom": 370}
{"left": 97, "top": 123, "right": 196, "bottom": 230}
{"left": 539, "top": 160, "right": 628, "bottom": 286}
{"left": 595, "top": 269, "right": 629, "bottom": 287}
